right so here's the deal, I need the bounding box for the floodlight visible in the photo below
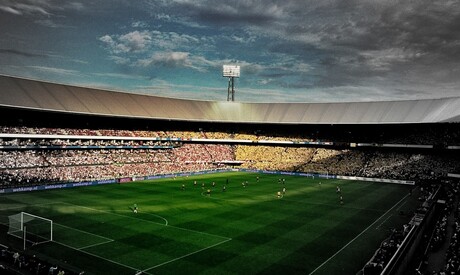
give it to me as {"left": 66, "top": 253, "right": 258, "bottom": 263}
{"left": 223, "top": 65, "right": 240, "bottom": 78}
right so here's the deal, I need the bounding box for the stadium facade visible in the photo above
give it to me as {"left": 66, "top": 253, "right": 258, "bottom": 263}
{"left": 1, "top": 74, "right": 460, "bottom": 124}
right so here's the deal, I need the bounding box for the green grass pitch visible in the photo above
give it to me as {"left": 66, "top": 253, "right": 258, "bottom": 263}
{"left": 0, "top": 172, "right": 419, "bottom": 275}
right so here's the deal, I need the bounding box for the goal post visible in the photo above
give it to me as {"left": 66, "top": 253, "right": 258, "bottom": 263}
{"left": 8, "top": 212, "right": 53, "bottom": 247}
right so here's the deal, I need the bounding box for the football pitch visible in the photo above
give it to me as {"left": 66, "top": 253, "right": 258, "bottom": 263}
{"left": 0, "top": 172, "right": 419, "bottom": 275}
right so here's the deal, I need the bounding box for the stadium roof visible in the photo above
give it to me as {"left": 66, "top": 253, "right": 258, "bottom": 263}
{"left": 1, "top": 74, "right": 459, "bottom": 124}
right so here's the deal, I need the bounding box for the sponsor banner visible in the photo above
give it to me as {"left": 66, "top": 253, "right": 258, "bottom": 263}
{"left": 336, "top": 175, "right": 415, "bottom": 185}
{"left": 238, "top": 169, "right": 336, "bottom": 179}
{"left": 119, "top": 177, "right": 132, "bottom": 183}
{"left": 0, "top": 179, "right": 117, "bottom": 194}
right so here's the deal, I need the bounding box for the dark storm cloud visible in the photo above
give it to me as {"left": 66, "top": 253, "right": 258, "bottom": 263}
{"left": 3, "top": 0, "right": 460, "bottom": 102}
{"left": 266, "top": 0, "right": 460, "bottom": 90}
{"left": 146, "top": 1, "right": 460, "bottom": 77}
{"left": 152, "top": 0, "right": 283, "bottom": 26}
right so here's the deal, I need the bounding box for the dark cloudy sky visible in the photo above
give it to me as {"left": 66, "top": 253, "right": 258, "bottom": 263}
{"left": 1, "top": 0, "right": 459, "bottom": 102}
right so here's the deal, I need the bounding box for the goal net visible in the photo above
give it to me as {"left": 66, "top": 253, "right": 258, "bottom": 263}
{"left": 8, "top": 212, "right": 53, "bottom": 246}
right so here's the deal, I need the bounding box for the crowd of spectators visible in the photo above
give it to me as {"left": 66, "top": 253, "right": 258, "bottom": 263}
{"left": 2, "top": 124, "right": 460, "bottom": 145}
{"left": 0, "top": 138, "right": 176, "bottom": 148}
{"left": 444, "top": 209, "right": 460, "bottom": 274}
{"left": 0, "top": 126, "right": 166, "bottom": 138}
{"left": 238, "top": 146, "right": 459, "bottom": 181}
{"left": 1, "top": 125, "right": 459, "bottom": 188}
{"left": 422, "top": 180, "right": 460, "bottom": 275}
{"left": 363, "top": 227, "right": 407, "bottom": 275}
{"left": 1, "top": 245, "right": 82, "bottom": 275}
{"left": 0, "top": 142, "right": 234, "bottom": 188}
{"left": 363, "top": 182, "right": 442, "bottom": 275}
{"left": 235, "top": 145, "right": 316, "bottom": 171}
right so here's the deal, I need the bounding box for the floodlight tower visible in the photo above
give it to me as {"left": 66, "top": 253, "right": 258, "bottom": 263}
{"left": 222, "top": 65, "right": 240, "bottom": 101}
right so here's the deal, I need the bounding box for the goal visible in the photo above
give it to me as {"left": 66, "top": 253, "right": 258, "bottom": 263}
{"left": 8, "top": 212, "right": 53, "bottom": 247}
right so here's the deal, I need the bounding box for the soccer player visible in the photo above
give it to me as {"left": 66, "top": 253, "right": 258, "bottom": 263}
{"left": 282, "top": 187, "right": 286, "bottom": 194}
{"left": 207, "top": 189, "right": 211, "bottom": 196}
{"left": 336, "top": 185, "right": 341, "bottom": 193}
{"left": 222, "top": 185, "right": 226, "bottom": 192}
{"left": 277, "top": 191, "right": 281, "bottom": 198}
{"left": 181, "top": 184, "right": 185, "bottom": 190}
{"left": 194, "top": 180, "right": 197, "bottom": 187}
{"left": 212, "top": 181, "right": 216, "bottom": 187}
{"left": 133, "top": 204, "right": 138, "bottom": 213}
{"left": 256, "top": 176, "right": 259, "bottom": 182}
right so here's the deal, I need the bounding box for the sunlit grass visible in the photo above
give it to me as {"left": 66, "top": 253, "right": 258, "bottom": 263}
{"left": 0, "top": 172, "right": 418, "bottom": 275}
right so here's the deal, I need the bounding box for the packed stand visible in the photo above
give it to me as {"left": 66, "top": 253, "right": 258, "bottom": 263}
{"left": 421, "top": 180, "right": 460, "bottom": 275}
{"left": 1, "top": 125, "right": 460, "bottom": 188}
{"left": 0, "top": 142, "right": 234, "bottom": 188}
{"left": 362, "top": 227, "right": 407, "bottom": 275}
{"left": 1, "top": 245, "right": 83, "bottom": 275}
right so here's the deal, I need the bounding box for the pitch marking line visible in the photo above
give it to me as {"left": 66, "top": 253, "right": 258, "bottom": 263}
{"left": 57, "top": 201, "right": 168, "bottom": 226}
{"left": 53, "top": 223, "right": 114, "bottom": 242}
{"left": 281, "top": 198, "right": 384, "bottom": 212}
{"left": 113, "top": 209, "right": 168, "bottom": 226}
{"left": 141, "top": 238, "right": 232, "bottom": 273}
{"left": 18, "top": 203, "right": 116, "bottom": 250}
{"left": 53, "top": 240, "right": 151, "bottom": 275}
{"left": 58, "top": 201, "right": 230, "bottom": 241}
{"left": 309, "top": 193, "right": 410, "bottom": 275}
{"left": 52, "top": 223, "right": 114, "bottom": 250}
{"left": 375, "top": 214, "right": 393, "bottom": 230}
{"left": 56, "top": 201, "right": 231, "bottom": 273}
{"left": 77, "top": 239, "right": 115, "bottom": 250}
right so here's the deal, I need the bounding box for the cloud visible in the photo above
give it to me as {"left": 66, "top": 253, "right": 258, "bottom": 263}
{"left": 15, "top": 3, "right": 51, "bottom": 16}
{"left": 4, "top": 0, "right": 460, "bottom": 103}
{"left": 132, "top": 20, "right": 149, "bottom": 28}
{"left": 0, "top": 0, "right": 88, "bottom": 30}
{"left": 163, "top": 0, "right": 286, "bottom": 26}
{"left": 109, "top": 55, "right": 130, "bottom": 65}
{"left": 100, "top": 29, "right": 212, "bottom": 55}
{"left": 137, "top": 51, "right": 193, "bottom": 68}
{"left": 93, "top": 72, "right": 148, "bottom": 80}
{"left": 99, "top": 31, "right": 151, "bottom": 54}
{"left": 0, "top": 1, "right": 59, "bottom": 16}
{"left": 0, "top": 6, "right": 22, "bottom": 15}
{"left": 359, "top": 48, "right": 424, "bottom": 71}
{"left": 0, "top": 49, "right": 49, "bottom": 58}
{"left": 25, "top": 65, "right": 81, "bottom": 77}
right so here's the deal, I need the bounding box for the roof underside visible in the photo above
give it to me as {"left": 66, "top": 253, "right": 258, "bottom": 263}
{"left": 1, "top": 75, "right": 459, "bottom": 124}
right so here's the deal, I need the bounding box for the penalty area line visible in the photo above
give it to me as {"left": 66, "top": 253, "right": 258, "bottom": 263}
{"left": 113, "top": 209, "right": 168, "bottom": 226}
{"left": 57, "top": 201, "right": 169, "bottom": 226}
{"left": 54, "top": 223, "right": 114, "bottom": 242}
{"left": 308, "top": 193, "right": 410, "bottom": 275}
{"left": 77, "top": 239, "right": 114, "bottom": 250}
{"left": 142, "top": 238, "right": 232, "bottom": 273}
{"left": 53, "top": 240, "right": 151, "bottom": 275}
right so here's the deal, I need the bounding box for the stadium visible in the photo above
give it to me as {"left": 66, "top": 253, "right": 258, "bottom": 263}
{"left": 0, "top": 74, "right": 459, "bottom": 275}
